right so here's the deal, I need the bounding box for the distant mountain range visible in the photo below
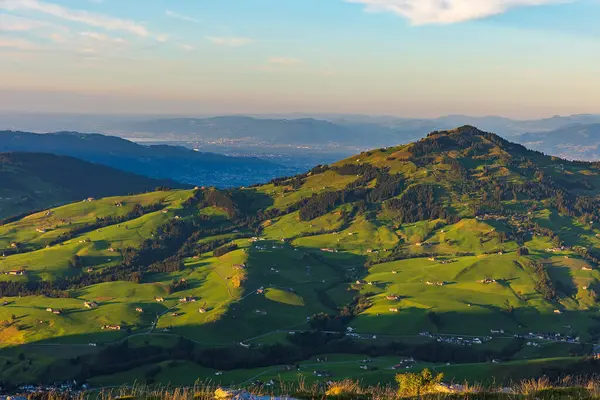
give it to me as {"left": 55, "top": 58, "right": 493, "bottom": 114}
{"left": 0, "top": 152, "right": 184, "bottom": 219}
{"left": 1, "top": 113, "right": 599, "bottom": 164}
{"left": 106, "top": 114, "right": 600, "bottom": 155}
{"left": 518, "top": 124, "right": 600, "bottom": 161}
{"left": 0, "top": 131, "right": 292, "bottom": 187}
{"left": 3, "top": 112, "right": 600, "bottom": 140}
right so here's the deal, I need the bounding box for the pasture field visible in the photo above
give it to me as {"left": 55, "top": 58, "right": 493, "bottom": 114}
{"left": 1, "top": 128, "right": 600, "bottom": 388}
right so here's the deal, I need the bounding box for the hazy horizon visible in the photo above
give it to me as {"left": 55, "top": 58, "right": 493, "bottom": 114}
{"left": 1, "top": 0, "right": 600, "bottom": 118}
{"left": 1, "top": 105, "right": 599, "bottom": 122}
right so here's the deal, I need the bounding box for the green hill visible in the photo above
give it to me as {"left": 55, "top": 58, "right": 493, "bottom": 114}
{"left": 0, "top": 152, "right": 186, "bottom": 219}
{"left": 1, "top": 126, "right": 599, "bottom": 388}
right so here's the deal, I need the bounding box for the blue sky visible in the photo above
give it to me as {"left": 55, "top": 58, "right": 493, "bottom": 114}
{"left": 0, "top": 0, "right": 599, "bottom": 117}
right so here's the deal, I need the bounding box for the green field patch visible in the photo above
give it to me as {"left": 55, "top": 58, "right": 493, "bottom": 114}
{"left": 292, "top": 215, "right": 399, "bottom": 254}
{"left": 264, "top": 288, "right": 305, "bottom": 306}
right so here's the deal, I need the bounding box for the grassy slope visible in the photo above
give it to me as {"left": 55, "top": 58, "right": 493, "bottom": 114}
{"left": 0, "top": 152, "right": 183, "bottom": 219}
{"left": 1, "top": 128, "right": 600, "bottom": 386}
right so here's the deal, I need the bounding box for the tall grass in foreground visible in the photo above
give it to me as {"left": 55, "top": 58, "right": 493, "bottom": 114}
{"left": 25, "top": 376, "right": 600, "bottom": 400}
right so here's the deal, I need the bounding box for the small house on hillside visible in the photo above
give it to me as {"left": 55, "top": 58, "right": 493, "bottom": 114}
{"left": 426, "top": 281, "right": 445, "bottom": 286}
{"left": 102, "top": 324, "right": 121, "bottom": 330}
{"left": 155, "top": 297, "right": 165, "bottom": 302}
{"left": 321, "top": 248, "right": 337, "bottom": 253}
{"left": 9, "top": 269, "right": 27, "bottom": 276}
{"left": 84, "top": 301, "right": 98, "bottom": 309}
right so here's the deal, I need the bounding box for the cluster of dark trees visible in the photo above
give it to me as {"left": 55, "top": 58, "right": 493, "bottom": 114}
{"left": 411, "top": 126, "right": 534, "bottom": 159}
{"left": 529, "top": 261, "right": 557, "bottom": 301}
{"left": 168, "top": 277, "right": 189, "bottom": 293}
{"left": 442, "top": 156, "right": 469, "bottom": 180}
{"left": 64, "top": 327, "right": 530, "bottom": 384}
{"left": 386, "top": 184, "right": 453, "bottom": 224}
{"left": 309, "top": 294, "right": 373, "bottom": 332}
{"left": 121, "top": 219, "right": 193, "bottom": 268}
{"left": 405, "top": 127, "right": 600, "bottom": 231}
{"left": 273, "top": 175, "right": 305, "bottom": 189}
{"left": 213, "top": 243, "right": 239, "bottom": 257}
{"left": 148, "top": 255, "right": 183, "bottom": 275}
{"left": 298, "top": 191, "right": 348, "bottom": 221}
{"left": 98, "top": 203, "right": 164, "bottom": 225}
{"left": 574, "top": 247, "right": 600, "bottom": 267}
{"left": 297, "top": 164, "right": 405, "bottom": 221}
{"left": 364, "top": 249, "right": 440, "bottom": 267}
{"left": 0, "top": 280, "right": 70, "bottom": 298}
{"left": 0, "top": 218, "right": 197, "bottom": 296}
{"left": 183, "top": 188, "right": 239, "bottom": 218}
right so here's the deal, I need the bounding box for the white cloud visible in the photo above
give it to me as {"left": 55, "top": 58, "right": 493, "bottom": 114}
{"left": 0, "top": 36, "right": 37, "bottom": 49}
{"left": 48, "top": 32, "right": 65, "bottom": 42}
{"left": 207, "top": 36, "right": 252, "bottom": 47}
{"left": 346, "top": 0, "right": 569, "bottom": 25}
{"left": 155, "top": 33, "right": 170, "bottom": 43}
{"left": 0, "top": 13, "right": 59, "bottom": 31}
{"left": 178, "top": 43, "right": 194, "bottom": 51}
{"left": 165, "top": 9, "right": 197, "bottom": 23}
{"left": 80, "top": 31, "right": 125, "bottom": 43}
{"left": 0, "top": 0, "right": 166, "bottom": 40}
{"left": 268, "top": 57, "right": 302, "bottom": 66}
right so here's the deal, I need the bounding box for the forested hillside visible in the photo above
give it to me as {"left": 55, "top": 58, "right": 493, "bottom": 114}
{"left": 1, "top": 126, "right": 599, "bottom": 389}
{"left": 0, "top": 131, "right": 289, "bottom": 187}
{"left": 0, "top": 152, "right": 185, "bottom": 219}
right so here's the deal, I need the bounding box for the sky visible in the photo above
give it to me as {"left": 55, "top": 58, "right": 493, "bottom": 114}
{"left": 0, "top": 0, "right": 599, "bottom": 118}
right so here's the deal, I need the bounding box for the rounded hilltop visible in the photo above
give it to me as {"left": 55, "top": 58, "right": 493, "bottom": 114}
{"left": 0, "top": 126, "right": 599, "bottom": 388}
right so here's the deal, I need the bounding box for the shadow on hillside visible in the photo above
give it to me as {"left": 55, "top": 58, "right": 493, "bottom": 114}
{"left": 547, "top": 265, "right": 578, "bottom": 298}
{"left": 1, "top": 241, "right": 599, "bottom": 387}
{"left": 0, "top": 302, "right": 596, "bottom": 388}
{"left": 231, "top": 189, "right": 275, "bottom": 215}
